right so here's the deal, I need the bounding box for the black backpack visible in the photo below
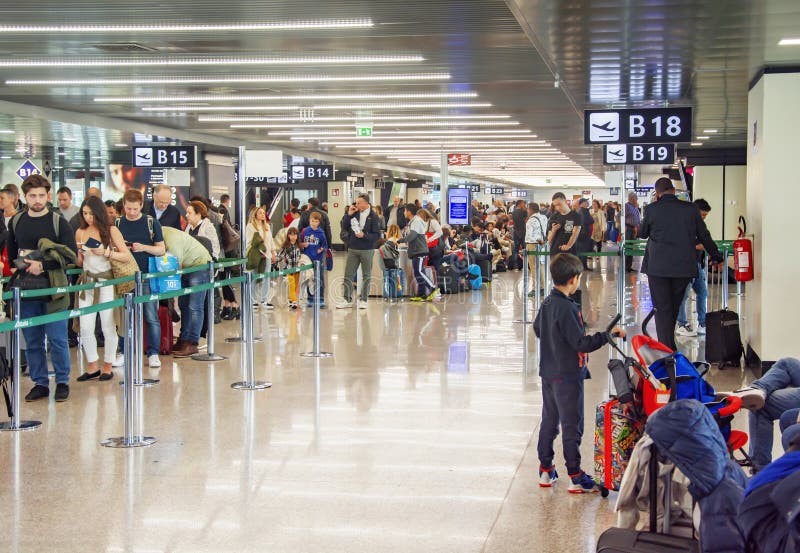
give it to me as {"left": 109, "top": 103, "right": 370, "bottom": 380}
{"left": 0, "top": 348, "right": 11, "bottom": 417}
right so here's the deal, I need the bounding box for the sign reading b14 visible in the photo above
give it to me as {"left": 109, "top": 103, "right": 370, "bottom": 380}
{"left": 584, "top": 107, "right": 691, "bottom": 144}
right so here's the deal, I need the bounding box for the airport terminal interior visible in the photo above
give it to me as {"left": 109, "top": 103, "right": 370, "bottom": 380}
{"left": 0, "top": 2, "right": 798, "bottom": 552}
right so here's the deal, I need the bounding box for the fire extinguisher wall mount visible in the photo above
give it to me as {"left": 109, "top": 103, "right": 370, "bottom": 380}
{"left": 733, "top": 215, "right": 754, "bottom": 282}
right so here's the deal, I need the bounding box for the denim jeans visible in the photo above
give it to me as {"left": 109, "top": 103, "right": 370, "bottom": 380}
{"left": 749, "top": 357, "right": 800, "bottom": 469}
{"left": 20, "top": 300, "right": 70, "bottom": 387}
{"left": 677, "top": 265, "right": 708, "bottom": 327}
{"left": 537, "top": 374, "right": 586, "bottom": 475}
{"left": 142, "top": 280, "right": 161, "bottom": 357}
{"left": 178, "top": 270, "right": 210, "bottom": 344}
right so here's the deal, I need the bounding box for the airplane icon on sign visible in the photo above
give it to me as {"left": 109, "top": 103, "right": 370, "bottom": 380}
{"left": 134, "top": 147, "right": 154, "bottom": 166}
{"left": 589, "top": 112, "right": 620, "bottom": 141}
{"left": 605, "top": 144, "right": 627, "bottom": 164}
{"left": 137, "top": 152, "right": 151, "bottom": 161}
{"left": 608, "top": 149, "right": 623, "bottom": 157}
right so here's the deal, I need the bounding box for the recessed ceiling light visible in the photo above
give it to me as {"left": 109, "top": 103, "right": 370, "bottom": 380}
{"left": 3, "top": 54, "right": 423, "bottom": 68}
{"left": 57, "top": 152, "right": 66, "bottom": 156}
{"left": 778, "top": 38, "right": 800, "bottom": 46}
{"left": 0, "top": 19, "right": 374, "bottom": 33}
{"left": 7, "top": 73, "right": 451, "bottom": 86}
{"left": 696, "top": 136, "right": 710, "bottom": 140}
{"left": 63, "top": 137, "right": 80, "bottom": 141}
{"left": 0, "top": 129, "right": 13, "bottom": 134}
{"left": 14, "top": 147, "right": 26, "bottom": 152}
{"left": 199, "top": 114, "right": 509, "bottom": 123}
{"left": 0, "top": 155, "right": 11, "bottom": 159}
{"left": 144, "top": 101, "right": 488, "bottom": 112}
{"left": 702, "top": 129, "right": 718, "bottom": 133}
{"left": 690, "top": 142, "right": 703, "bottom": 146}
{"left": 96, "top": 91, "right": 477, "bottom": 103}
{"left": 114, "top": 143, "right": 128, "bottom": 147}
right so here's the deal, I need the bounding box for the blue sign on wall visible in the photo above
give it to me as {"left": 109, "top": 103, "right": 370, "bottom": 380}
{"left": 448, "top": 187, "right": 470, "bottom": 226}
{"left": 16, "top": 159, "right": 40, "bottom": 180}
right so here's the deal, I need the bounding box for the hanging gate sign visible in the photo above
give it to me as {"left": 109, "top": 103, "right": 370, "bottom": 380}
{"left": 584, "top": 107, "right": 692, "bottom": 144}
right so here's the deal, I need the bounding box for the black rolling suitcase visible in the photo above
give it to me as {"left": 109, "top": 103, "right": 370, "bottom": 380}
{"left": 439, "top": 265, "right": 458, "bottom": 294}
{"left": 596, "top": 446, "right": 700, "bottom": 552}
{"left": 705, "top": 264, "right": 742, "bottom": 368}
{"left": 478, "top": 259, "right": 492, "bottom": 283}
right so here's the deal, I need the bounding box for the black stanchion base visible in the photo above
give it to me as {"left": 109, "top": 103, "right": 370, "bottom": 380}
{"left": 224, "top": 336, "right": 263, "bottom": 343}
{"left": 300, "top": 352, "right": 333, "bottom": 358}
{"left": 231, "top": 381, "right": 272, "bottom": 390}
{"left": 191, "top": 353, "right": 228, "bottom": 362}
{"left": 100, "top": 436, "right": 157, "bottom": 448}
{"left": 0, "top": 420, "right": 41, "bottom": 432}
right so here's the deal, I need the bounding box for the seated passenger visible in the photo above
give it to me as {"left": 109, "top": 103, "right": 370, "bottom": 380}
{"left": 722, "top": 357, "right": 800, "bottom": 471}
{"left": 739, "top": 413, "right": 800, "bottom": 552}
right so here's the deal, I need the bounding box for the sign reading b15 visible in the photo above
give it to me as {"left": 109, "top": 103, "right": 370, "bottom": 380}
{"left": 584, "top": 107, "right": 691, "bottom": 144}
{"left": 603, "top": 143, "right": 675, "bottom": 165}
{"left": 133, "top": 145, "right": 197, "bottom": 168}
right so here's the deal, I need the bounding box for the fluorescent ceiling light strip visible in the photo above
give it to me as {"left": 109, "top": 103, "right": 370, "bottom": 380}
{"left": 7, "top": 73, "right": 451, "bottom": 86}
{"left": 98, "top": 92, "right": 475, "bottom": 103}
{"left": 281, "top": 130, "right": 532, "bottom": 136}
{"left": 144, "top": 101, "right": 486, "bottom": 111}
{"left": 0, "top": 130, "right": 14, "bottom": 134}
{"left": 778, "top": 38, "right": 800, "bottom": 46}
{"left": 1, "top": 55, "right": 423, "bottom": 68}
{"left": 230, "top": 121, "right": 519, "bottom": 129}
{"left": 318, "top": 142, "right": 551, "bottom": 147}
{"left": 199, "top": 114, "right": 509, "bottom": 122}
{"left": 0, "top": 19, "right": 374, "bottom": 33}
{"left": 702, "top": 129, "right": 718, "bottom": 133}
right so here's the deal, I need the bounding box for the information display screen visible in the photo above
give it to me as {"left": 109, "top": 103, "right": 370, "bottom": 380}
{"left": 448, "top": 187, "right": 470, "bottom": 226}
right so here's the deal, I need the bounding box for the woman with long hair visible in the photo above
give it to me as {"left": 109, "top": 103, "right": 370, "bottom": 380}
{"left": 245, "top": 205, "right": 276, "bottom": 310}
{"left": 75, "top": 196, "right": 132, "bottom": 381}
{"left": 417, "top": 208, "right": 444, "bottom": 289}
{"left": 591, "top": 199, "right": 607, "bottom": 259}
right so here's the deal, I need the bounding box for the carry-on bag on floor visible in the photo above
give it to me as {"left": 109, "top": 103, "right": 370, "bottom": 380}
{"left": 143, "top": 305, "right": 174, "bottom": 355}
{"left": 705, "top": 264, "right": 742, "bottom": 368}
{"left": 596, "top": 445, "right": 700, "bottom": 553}
{"left": 467, "top": 264, "right": 482, "bottom": 290}
{"left": 594, "top": 398, "right": 645, "bottom": 491}
{"left": 382, "top": 268, "right": 404, "bottom": 300}
{"left": 439, "top": 265, "right": 458, "bottom": 294}
{"left": 478, "top": 259, "right": 492, "bottom": 283}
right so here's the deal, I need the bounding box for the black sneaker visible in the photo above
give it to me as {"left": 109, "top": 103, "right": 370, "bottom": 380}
{"left": 54, "top": 383, "right": 70, "bottom": 402}
{"left": 25, "top": 385, "right": 50, "bottom": 402}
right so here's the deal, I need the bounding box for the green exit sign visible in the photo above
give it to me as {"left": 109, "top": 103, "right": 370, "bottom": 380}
{"left": 356, "top": 127, "right": 373, "bottom": 137}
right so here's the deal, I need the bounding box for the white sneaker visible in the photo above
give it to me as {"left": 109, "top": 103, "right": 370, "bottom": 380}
{"left": 676, "top": 324, "right": 697, "bottom": 337}
{"left": 357, "top": 300, "right": 368, "bottom": 310}
{"left": 148, "top": 355, "right": 161, "bottom": 369}
{"left": 336, "top": 301, "right": 353, "bottom": 309}
{"left": 112, "top": 354, "right": 124, "bottom": 368}
{"left": 719, "top": 386, "right": 766, "bottom": 411}
{"left": 696, "top": 324, "right": 706, "bottom": 335}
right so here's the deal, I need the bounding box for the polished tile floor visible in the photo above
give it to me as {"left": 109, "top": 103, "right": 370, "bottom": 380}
{"left": 0, "top": 254, "right": 776, "bottom": 553}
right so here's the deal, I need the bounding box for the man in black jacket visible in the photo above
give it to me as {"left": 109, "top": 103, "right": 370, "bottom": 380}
{"left": 337, "top": 194, "right": 382, "bottom": 309}
{"left": 298, "top": 197, "right": 332, "bottom": 247}
{"left": 639, "top": 177, "right": 723, "bottom": 350}
{"left": 576, "top": 198, "right": 594, "bottom": 270}
{"left": 147, "top": 184, "right": 183, "bottom": 230}
{"left": 510, "top": 200, "right": 528, "bottom": 270}
{"left": 384, "top": 196, "right": 407, "bottom": 230}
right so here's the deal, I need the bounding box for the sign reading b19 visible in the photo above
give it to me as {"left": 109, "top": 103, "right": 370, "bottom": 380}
{"left": 584, "top": 107, "right": 691, "bottom": 144}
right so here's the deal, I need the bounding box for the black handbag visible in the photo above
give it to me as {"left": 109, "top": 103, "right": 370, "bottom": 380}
{"left": 9, "top": 253, "right": 51, "bottom": 300}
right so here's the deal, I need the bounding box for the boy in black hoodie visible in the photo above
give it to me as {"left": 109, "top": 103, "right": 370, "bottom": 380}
{"left": 534, "top": 253, "right": 624, "bottom": 493}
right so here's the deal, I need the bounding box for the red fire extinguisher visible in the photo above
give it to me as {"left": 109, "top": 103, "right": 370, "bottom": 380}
{"left": 733, "top": 216, "right": 754, "bottom": 282}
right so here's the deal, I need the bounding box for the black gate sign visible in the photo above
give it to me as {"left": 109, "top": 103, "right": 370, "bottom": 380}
{"left": 132, "top": 145, "right": 197, "bottom": 168}
{"left": 584, "top": 107, "right": 692, "bottom": 144}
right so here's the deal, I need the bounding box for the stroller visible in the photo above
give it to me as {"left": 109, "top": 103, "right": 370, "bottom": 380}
{"left": 605, "top": 312, "right": 752, "bottom": 468}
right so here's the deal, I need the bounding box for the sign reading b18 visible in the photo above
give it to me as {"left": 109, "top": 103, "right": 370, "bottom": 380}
{"left": 584, "top": 107, "right": 691, "bottom": 144}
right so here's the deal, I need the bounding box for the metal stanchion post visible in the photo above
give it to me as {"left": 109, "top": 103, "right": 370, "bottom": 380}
{"left": 514, "top": 249, "right": 532, "bottom": 325}
{"left": 193, "top": 262, "right": 228, "bottom": 362}
{"left": 534, "top": 244, "right": 542, "bottom": 312}
{"left": 132, "top": 272, "right": 158, "bottom": 387}
{"left": 101, "top": 293, "right": 156, "bottom": 448}
{"left": 301, "top": 261, "right": 333, "bottom": 358}
{"left": 226, "top": 261, "right": 262, "bottom": 343}
{"left": 722, "top": 247, "right": 729, "bottom": 310}
{"left": 0, "top": 288, "right": 41, "bottom": 432}
{"left": 231, "top": 271, "right": 271, "bottom": 390}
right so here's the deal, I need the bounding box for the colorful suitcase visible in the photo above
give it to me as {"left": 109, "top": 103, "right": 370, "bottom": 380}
{"left": 594, "top": 398, "right": 645, "bottom": 491}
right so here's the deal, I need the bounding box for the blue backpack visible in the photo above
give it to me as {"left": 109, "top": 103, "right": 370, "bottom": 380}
{"left": 649, "top": 352, "right": 730, "bottom": 438}
{"left": 467, "top": 264, "right": 482, "bottom": 290}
